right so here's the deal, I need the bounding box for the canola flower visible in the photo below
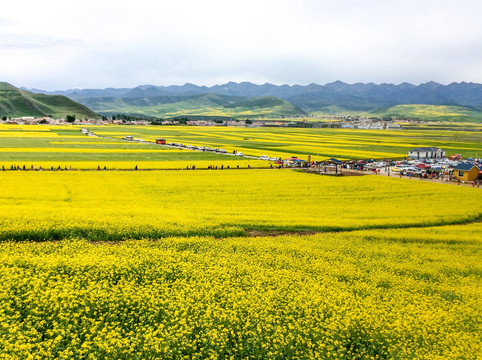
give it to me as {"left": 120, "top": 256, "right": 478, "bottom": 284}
{"left": 0, "top": 170, "right": 480, "bottom": 241}
{"left": 1, "top": 124, "right": 480, "bottom": 161}
{"left": 84, "top": 124, "right": 482, "bottom": 160}
{"left": 0, "top": 223, "right": 480, "bottom": 359}
{"left": 1, "top": 124, "right": 481, "bottom": 359}
{"left": 0, "top": 159, "right": 268, "bottom": 171}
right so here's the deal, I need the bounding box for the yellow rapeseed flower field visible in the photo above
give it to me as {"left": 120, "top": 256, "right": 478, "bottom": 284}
{"left": 0, "top": 170, "right": 480, "bottom": 241}
{"left": 0, "top": 223, "right": 480, "bottom": 359}
{"left": 1, "top": 124, "right": 481, "bottom": 359}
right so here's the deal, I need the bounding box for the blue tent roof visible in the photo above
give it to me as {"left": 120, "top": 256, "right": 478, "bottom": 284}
{"left": 328, "top": 158, "right": 342, "bottom": 164}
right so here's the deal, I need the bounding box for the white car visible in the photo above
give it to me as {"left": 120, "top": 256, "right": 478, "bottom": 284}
{"left": 269, "top": 157, "right": 278, "bottom": 161}
{"left": 219, "top": 149, "right": 227, "bottom": 153}
{"left": 260, "top": 155, "right": 269, "bottom": 160}
{"left": 236, "top": 152, "right": 244, "bottom": 157}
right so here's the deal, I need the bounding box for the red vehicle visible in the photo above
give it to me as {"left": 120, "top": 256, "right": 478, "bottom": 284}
{"left": 416, "top": 164, "right": 431, "bottom": 169}
{"left": 156, "top": 138, "right": 166, "bottom": 144}
{"left": 449, "top": 154, "right": 461, "bottom": 160}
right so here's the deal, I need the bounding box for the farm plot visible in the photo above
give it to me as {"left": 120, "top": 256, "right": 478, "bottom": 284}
{"left": 0, "top": 223, "right": 481, "bottom": 359}
{"left": 1, "top": 124, "right": 481, "bottom": 359}
{"left": 0, "top": 125, "right": 266, "bottom": 169}
{"left": 0, "top": 170, "right": 480, "bottom": 241}
{"left": 85, "top": 125, "right": 482, "bottom": 160}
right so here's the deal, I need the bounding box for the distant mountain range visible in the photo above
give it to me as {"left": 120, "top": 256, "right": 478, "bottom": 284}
{"left": 0, "top": 82, "right": 98, "bottom": 119}
{"left": 23, "top": 81, "right": 482, "bottom": 121}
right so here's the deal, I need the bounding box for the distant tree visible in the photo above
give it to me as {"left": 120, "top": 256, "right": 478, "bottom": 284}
{"left": 245, "top": 119, "right": 253, "bottom": 124}
{"left": 39, "top": 119, "right": 47, "bottom": 124}
{"left": 1, "top": 116, "right": 6, "bottom": 121}
{"left": 47, "top": 114, "right": 53, "bottom": 118}
{"left": 112, "top": 115, "right": 116, "bottom": 120}
{"left": 66, "top": 114, "right": 76, "bottom": 123}
{"left": 101, "top": 115, "right": 107, "bottom": 121}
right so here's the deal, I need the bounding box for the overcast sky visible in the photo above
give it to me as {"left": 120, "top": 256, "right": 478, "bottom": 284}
{"left": 1, "top": 0, "right": 481, "bottom": 90}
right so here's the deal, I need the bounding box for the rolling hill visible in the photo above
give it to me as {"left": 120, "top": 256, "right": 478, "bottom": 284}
{"left": 369, "top": 104, "right": 482, "bottom": 122}
{"left": 73, "top": 93, "right": 306, "bottom": 119}
{"left": 0, "top": 82, "right": 98, "bottom": 119}
{"left": 28, "top": 81, "right": 482, "bottom": 122}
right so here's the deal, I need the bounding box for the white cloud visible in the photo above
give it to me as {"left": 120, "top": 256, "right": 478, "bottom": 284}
{"left": 0, "top": 0, "right": 481, "bottom": 89}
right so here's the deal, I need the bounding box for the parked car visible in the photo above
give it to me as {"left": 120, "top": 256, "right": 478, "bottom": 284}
{"left": 260, "top": 155, "right": 269, "bottom": 160}
{"left": 236, "top": 152, "right": 244, "bottom": 157}
{"left": 269, "top": 157, "right": 278, "bottom": 161}
{"left": 219, "top": 149, "right": 227, "bottom": 153}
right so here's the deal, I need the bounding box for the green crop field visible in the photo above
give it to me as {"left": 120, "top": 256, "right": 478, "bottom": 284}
{"left": 0, "top": 125, "right": 267, "bottom": 169}
{"left": 1, "top": 125, "right": 480, "bottom": 167}
{"left": 86, "top": 125, "right": 482, "bottom": 160}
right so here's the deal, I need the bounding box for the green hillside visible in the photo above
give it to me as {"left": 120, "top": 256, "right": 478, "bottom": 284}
{"left": 77, "top": 94, "right": 306, "bottom": 119}
{"left": 0, "top": 82, "right": 98, "bottom": 119}
{"left": 369, "top": 104, "right": 482, "bottom": 123}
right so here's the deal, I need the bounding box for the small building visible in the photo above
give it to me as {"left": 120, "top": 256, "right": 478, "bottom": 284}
{"left": 408, "top": 147, "right": 445, "bottom": 160}
{"left": 453, "top": 163, "right": 480, "bottom": 182}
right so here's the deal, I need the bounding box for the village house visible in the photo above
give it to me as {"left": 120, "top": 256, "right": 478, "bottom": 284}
{"left": 452, "top": 162, "right": 480, "bottom": 182}
{"left": 408, "top": 147, "right": 445, "bottom": 160}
